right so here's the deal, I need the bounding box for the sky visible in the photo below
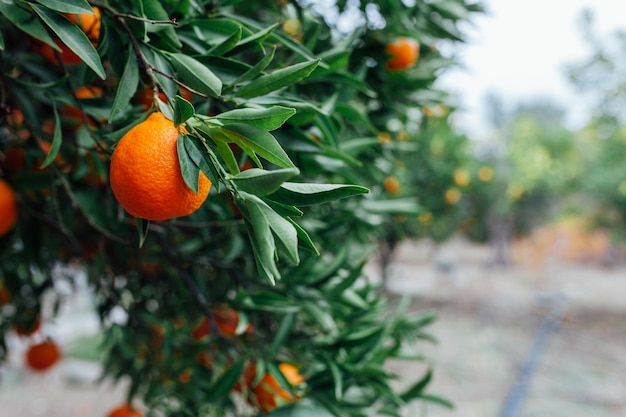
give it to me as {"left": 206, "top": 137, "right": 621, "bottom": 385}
{"left": 438, "top": 0, "right": 626, "bottom": 138}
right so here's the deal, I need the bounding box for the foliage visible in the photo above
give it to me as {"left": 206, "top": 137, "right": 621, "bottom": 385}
{"left": 0, "top": 1, "right": 480, "bottom": 416}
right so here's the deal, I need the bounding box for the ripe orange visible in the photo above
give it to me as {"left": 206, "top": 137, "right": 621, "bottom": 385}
{"left": 106, "top": 404, "right": 144, "bottom": 417}
{"left": 385, "top": 37, "right": 420, "bottom": 71}
{"left": 0, "top": 178, "right": 18, "bottom": 237}
{"left": 34, "top": 7, "right": 101, "bottom": 64}
{"left": 110, "top": 112, "right": 211, "bottom": 220}
{"left": 253, "top": 363, "right": 305, "bottom": 412}
{"left": 383, "top": 176, "right": 401, "bottom": 195}
{"left": 25, "top": 339, "right": 61, "bottom": 372}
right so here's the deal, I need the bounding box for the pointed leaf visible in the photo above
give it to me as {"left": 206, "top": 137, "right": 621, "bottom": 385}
{"left": 177, "top": 134, "right": 201, "bottom": 193}
{"left": 400, "top": 369, "right": 433, "bottom": 402}
{"left": 205, "top": 359, "right": 247, "bottom": 401}
{"left": 169, "top": 53, "right": 222, "bottom": 97}
{"left": 222, "top": 123, "right": 295, "bottom": 168}
{"left": 256, "top": 200, "right": 299, "bottom": 264}
{"left": 184, "top": 135, "right": 220, "bottom": 187}
{"left": 207, "top": 26, "right": 242, "bottom": 55}
{"left": 35, "top": 0, "right": 93, "bottom": 14}
{"left": 268, "top": 183, "right": 369, "bottom": 206}
{"left": 215, "top": 106, "right": 295, "bottom": 131}
{"left": 31, "top": 4, "right": 105, "bottom": 79}
{"left": 235, "top": 59, "right": 320, "bottom": 98}
{"left": 231, "top": 168, "right": 299, "bottom": 196}
{"left": 232, "top": 46, "right": 275, "bottom": 85}
{"left": 141, "top": 0, "right": 181, "bottom": 49}
{"left": 109, "top": 46, "right": 139, "bottom": 122}
{"left": 173, "top": 95, "right": 195, "bottom": 127}
{"left": 40, "top": 102, "right": 62, "bottom": 169}
{"left": 0, "top": 3, "right": 59, "bottom": 49}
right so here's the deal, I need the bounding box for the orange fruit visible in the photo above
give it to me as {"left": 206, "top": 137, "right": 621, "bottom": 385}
{"left": 253, "top": 363, "right": 304, "bottom": 412}
{"left": 453, "top": 169, "right": 470, "bottom": 187}
{"left": 444, "top": 188, "right": 461, "bottom": 205}
{"left": 0, "top": 178, "right": 18, "bottom": 237}
{"left": 110, "top": 112, "right": 211, "bottom": 220}
{"left": 67, "top": 7, "right": 101, "bottom": 43}
{"left": 34, "top": 7, "right": 101, "bottom": 64}
{"left": 62, "top": 86, "right": 104, "bottom": 128}
{"left": 385, "top": 37, "right": 420, "bottom": 71}
{"left": 25, "top": 339, "right": 61, "bottom": 372}
{"left": 383, "top": 176, "right": 401, "bottom": 195}
{"left": 0, "top": 285, "right": 10, "bottom": 306}
{"left": 106, "top": 405, "right": 144, "bottom": 417}
{"left": 478, "top": 166, "right": 494, "bottom": 182}
{"left": 192, "top": 306, "right": 251, "bottom": 340}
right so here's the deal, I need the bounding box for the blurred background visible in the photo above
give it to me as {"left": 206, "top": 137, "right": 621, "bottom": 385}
{"left": 2, "top": 1, "right": 626, "bottom": 417}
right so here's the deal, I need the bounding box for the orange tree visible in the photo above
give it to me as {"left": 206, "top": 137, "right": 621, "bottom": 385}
{"left": 0, "top": 1, "right": 480, "bottom": 416}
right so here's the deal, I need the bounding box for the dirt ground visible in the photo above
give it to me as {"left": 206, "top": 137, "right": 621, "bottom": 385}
{"left": 1, "top": 236, "right": 625, "bottom": 417}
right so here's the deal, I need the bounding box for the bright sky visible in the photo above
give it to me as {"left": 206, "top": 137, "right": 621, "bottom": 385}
{"left": 438, "top": 0, "right": 626, "bottom": 138}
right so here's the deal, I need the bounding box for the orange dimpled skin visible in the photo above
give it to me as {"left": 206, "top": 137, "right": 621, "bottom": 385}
{"left": 110, "top": 112, "right": 211, "bottom": 221}
{"left": 385, "top": 37, "right": 420, "bottom": 71}
{"left": 0, "top": 179, "right": 18, "bottom": 237}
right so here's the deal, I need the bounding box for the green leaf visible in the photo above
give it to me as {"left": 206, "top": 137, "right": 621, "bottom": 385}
{"left": 0, "top": 3, "right": 59, "bottom": 49}
{"left": 231, "top": 168, "right": 300, "bottom": 196}
{"left": 0, "top": 31, "right": 3, "bottom": 50}
{"left": 31, "top": 4, "right": 105, "bottom": 79}
{"left": 214, "top": 140, "right": 239, "bottom": 174}
{"left": 205, "top": 359, "right": 247, "bottom": 401}
{"left": 169, "top": 53, "right": 222, "bottom": 97}
{"left": 420, "top": 394, "right": 454, "bottom": 409}
{"left": 235, "top": 59, "right": 320, "bottom": 98}
{"left": 361, "top": 199, "right": 421, "bottom": 215}
{"left": 173, "top": 95, "right": 194, "bottom": 127}
{"left": 286, "top": 217, "right": 319, "bottom": 255}
{"left": 256, "top": 199, "right": 299, "bottom": 264}
{"left": 207, "top": 26, "right": 242, "bottom": 55}
{"left": 268, "top": 183, "right": 369, "bottom": 206}
{"left": 40, "top": 102, "right": 62, "bottom": 169}
{"left": 177, "top": 134, "right": 201, "bottom": 193}
{"left": 232, "top": 46, "right": 275, "bottom": 85}
{"left": 232, "top": 23, "right": 278, "bottom": 53}
{"left": 400, "top": 370, "right": 432, "bottom": 402}
{"left": 244, "top": 200, "right": 280, "bottom": 284}
{"left": 184, "top": 135, "right": 220, "bottom": 188}
{"left": 215, "top": 106, "right": 295, "bottom": 131}
{"left": 35, "top": 0, "right": 93, "bottom": 14}
{"left": 240, "top": 292, "right": 300, "bottom": 313}
{"left": 141, "top": 0, "right": 182, "bottom": 48}
{"left": 327, "top": 359, "right": 343, "bottom": 401}
{"left": 263, "top": 403, "right": 335, "bottom": 417}
{"left": 269, "top": 312, "right": 295, "bottom": 355}
{"left": 135, "top": 218, "right": 150, "bottom": 248}
{"left": 109, "top": 46, "right": 139, "bottom": 122}
{"left": 222, "top": 124, "right": 295, "bottom": 168}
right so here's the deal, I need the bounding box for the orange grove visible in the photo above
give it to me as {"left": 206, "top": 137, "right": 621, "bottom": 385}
{"left": 0, "top": 178, "right": 18, "bottom": 237}
{"left": 385, "top": 37, "right": 420, "bottom": 71}
{"left": 110, "top": 112, "right": 211, "bottom": 221}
